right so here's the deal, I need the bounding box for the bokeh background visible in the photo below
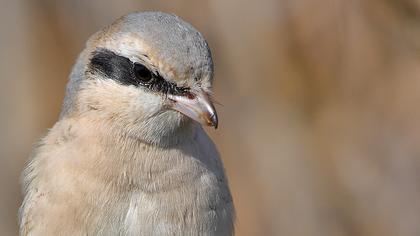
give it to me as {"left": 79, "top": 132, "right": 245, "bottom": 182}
{"left": 2, "top": 0, "right": 420, "bottom": 235}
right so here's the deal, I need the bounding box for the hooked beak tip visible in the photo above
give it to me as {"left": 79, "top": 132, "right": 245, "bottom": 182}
{"left": 209, "top": 112, "right": 218, "bottom": 129}
{"left": 168, "top": 90, "right": 219, "bottom": 129}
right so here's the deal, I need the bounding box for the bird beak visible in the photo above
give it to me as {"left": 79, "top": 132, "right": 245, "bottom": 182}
{"left": 168, "top": 89, "right": 218, "bottom": 129}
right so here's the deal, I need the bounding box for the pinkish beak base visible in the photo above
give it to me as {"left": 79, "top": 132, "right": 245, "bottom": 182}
{"left": 168, "top": 90, "right": 218, "bottom": 129}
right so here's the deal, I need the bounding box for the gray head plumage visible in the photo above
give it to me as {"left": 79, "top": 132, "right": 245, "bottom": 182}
{"left": 60, "top": 12, "right": 214, "bottom": 119}
{"left": 59, "top": 12, "right": 218, "bottom": 144}
{"left": 119, "top": 12, "right": 213, "bottom": 82}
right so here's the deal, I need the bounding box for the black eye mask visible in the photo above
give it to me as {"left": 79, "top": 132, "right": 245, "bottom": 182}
{"left": 88, "top": 48, "right": 190, "bottom": 96}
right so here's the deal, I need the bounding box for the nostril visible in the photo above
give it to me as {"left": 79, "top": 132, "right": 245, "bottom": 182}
{"left": 186, "top": 92, "right": 196, "bottom": 100}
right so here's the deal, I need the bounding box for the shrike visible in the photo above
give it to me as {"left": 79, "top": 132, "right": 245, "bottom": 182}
{"left": 19, "top": 12, "right": 234, "bottom": 236}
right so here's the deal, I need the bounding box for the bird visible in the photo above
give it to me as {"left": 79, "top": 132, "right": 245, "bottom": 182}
{"left": 19, "top": 11, "right": 234, "bottom": 236}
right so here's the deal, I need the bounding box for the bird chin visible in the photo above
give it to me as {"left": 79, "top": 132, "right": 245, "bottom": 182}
{"left": 163, "top": 109, "right": 192, "bottom": 128}
{"left": 126, "top": 109, "right": 194, "bottom": 145}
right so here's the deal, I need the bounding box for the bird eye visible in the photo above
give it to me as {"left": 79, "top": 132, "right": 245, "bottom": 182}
{"left": 134, "top": 63, "right": 152, "bottom": 82}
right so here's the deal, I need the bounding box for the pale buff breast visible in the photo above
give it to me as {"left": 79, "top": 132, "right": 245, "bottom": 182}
{"left": 20, "top": 118, "right": 234, "bottom": 236}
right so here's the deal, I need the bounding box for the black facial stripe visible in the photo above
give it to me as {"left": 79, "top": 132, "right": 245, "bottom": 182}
{"left": 88, "top": 48, "right": 190, "bottom": 96}
{"left": 89, "top": 48, "right": 138, "bottom": 86}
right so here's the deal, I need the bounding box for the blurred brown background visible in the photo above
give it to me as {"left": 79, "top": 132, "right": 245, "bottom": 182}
{"left": 2, "top": 0, "right": 420, "bottom": 235}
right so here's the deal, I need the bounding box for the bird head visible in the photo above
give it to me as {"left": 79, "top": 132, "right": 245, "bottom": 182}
{"left": 61, "top": 12, "right": 217, "bottom": 144}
